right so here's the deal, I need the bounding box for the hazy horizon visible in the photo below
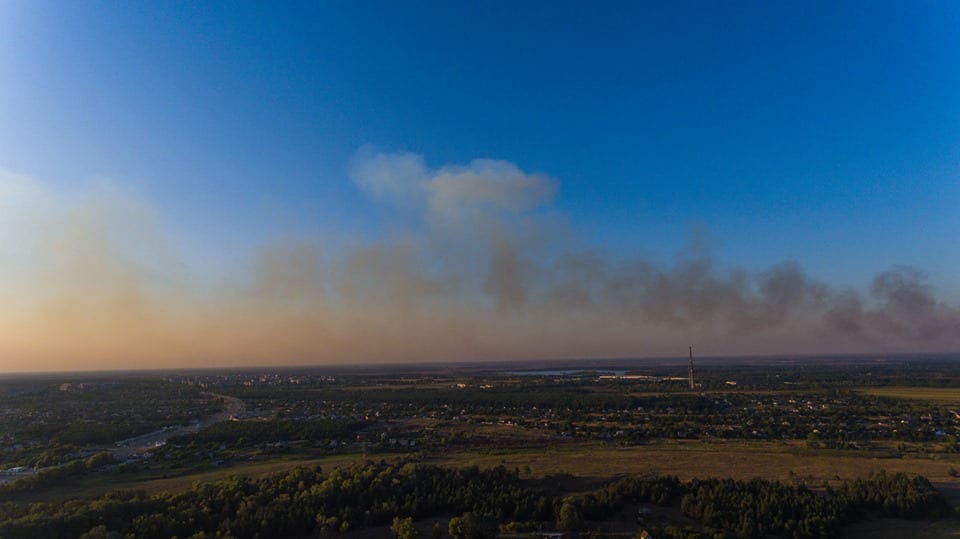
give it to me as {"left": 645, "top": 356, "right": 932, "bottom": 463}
{"left": 1, "top": 3, "right": 958, "bottom": 372}
{"left": 4, "top": 351, "right": 960, "bottom": 378}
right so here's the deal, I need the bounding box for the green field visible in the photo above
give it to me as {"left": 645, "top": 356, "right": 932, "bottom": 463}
{"left": 22, "top": 441, "right": 960, "bottom": 538}
{"left": 14, "top": 453, "right": 375, "bottom": 502}
{"left": 859, "top": 387, "right": 960, "bottom": 405}
{"left": 27, "top": 439, "right": 960, "bottom": 506}
{"left": 434, "top": 440, "right": 960, "bottom": 495}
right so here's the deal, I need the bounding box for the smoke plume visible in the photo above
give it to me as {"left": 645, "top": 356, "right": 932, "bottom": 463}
{"left": 0, "top": 155, "right": 957, "bottom": 372}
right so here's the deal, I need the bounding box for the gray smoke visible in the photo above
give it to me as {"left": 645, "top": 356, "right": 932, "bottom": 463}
{"left": 2, "top": 157, "right": 958, "bottom": 371}
{"left": 347, "top": 150, "right": 960, "bottom": 349}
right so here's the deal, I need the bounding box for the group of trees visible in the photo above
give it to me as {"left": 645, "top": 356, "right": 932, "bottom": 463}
{"left": 166, "top": 418, "right": 364, "bottom": 449}
{"left": 0, "top": 452, "right": 115, "bottom": 499}
{"left": 0, "top": 461, "right": 950, "bottom": 539}
{"left": 1, "top": 368, "right": 958, "bottom": 539}
{"left": 0, "top": 380, "right": 221, "bottom": 469}
{"left": 675, "top": 472, "right": 950, "bottom": 538}
{"left": 0, "top": 462, "right": 546, "bottom": 539}
{"left": 556, "top": 391, "right": 956, "bottom": 444}
{"left": 209, "top": 378, "right": 960, "bottom": 449}
{"left": 589, "top": 471, "right": 947, "bottom": 539}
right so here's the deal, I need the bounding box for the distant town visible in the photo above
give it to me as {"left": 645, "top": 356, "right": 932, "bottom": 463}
{"left": 2, "top": 355, "right": 960, "bottom": 537}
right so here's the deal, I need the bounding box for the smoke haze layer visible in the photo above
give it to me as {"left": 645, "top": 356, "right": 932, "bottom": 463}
{"left": 1, "top": 155, "right": 958, "bottom": 372}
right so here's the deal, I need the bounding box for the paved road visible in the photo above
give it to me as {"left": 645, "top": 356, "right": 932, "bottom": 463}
{"left": 111, "top": 392, "right": 245, "bottom": 458}
{"left": 0, "top": 392, "right": 246, "bottom": 483}
{"left": 0, "top": 469, "right": 35, "bottom": 485}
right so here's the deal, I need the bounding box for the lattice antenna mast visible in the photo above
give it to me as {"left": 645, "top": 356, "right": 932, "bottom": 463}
{"left": 688, "top": 346, "right": 695, "bottom": 390}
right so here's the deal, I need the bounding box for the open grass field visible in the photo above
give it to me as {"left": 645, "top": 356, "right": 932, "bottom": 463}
{"left": 435, "top": 440, "right": 960, "bottom": 536}
{"left": 433, "top": 440, "right": 960, "bottom": 501}
{"left": 19, "top": 442, "right": 960, "bottom": 538}
{"left": 18, "top": 453, "right": 377, "bottom": 502}
{"left": 859, "top": 387, "right": 960, "bottom": 405}
{"left": 33, "top": 440, "right": 960, "bottom": 505}
{"left": 132, "top": 453, "right": 373, "bottom": 495}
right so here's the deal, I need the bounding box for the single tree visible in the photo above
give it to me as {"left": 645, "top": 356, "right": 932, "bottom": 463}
{"left": 392, "top": 516, "right": 419, "bottom": 539}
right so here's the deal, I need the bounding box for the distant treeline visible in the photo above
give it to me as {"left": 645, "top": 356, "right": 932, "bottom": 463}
{"left": 0, "top": 380, "right": 222, "bottom": 468}
{"left": 0, "top": 462, "right": 949, "bottom": 539}
{"left": 231, "top": 385, "right": 638, "bottom": 412}
{"left": 0, "top": 452, "right": 115, "bottom": 498}
{"left": 166, "top": 418, "right": 364, "bottom": 447}
{"left": 578, "top": 471, "right": 949, "bottom": 538}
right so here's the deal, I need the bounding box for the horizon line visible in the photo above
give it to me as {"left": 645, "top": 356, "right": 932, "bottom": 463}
{"left": 2, "top": 351, "right": 959, "bottom": 378}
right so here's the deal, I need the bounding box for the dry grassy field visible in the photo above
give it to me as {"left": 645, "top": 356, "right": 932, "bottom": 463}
{"left": 19, "top": 453, "right": 374, "bottom": 502}
{"left": 859, "top": 387, "right": 960, "bottom": 405}
{"left": 434, "top": 439, "right": 960, "bottom": 536}
{"left": 435, "top": 440, "right": 960, "bottom": 500}
{"left": 133, "top": 454, "right": 373, "bottom": 495}
{"left": 42, "top": 438, "right": 960, "bottom": 507}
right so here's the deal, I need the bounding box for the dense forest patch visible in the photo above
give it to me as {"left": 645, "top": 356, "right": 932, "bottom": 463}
{"left": 0, "top": 462, "right": 950, "bottom": 539}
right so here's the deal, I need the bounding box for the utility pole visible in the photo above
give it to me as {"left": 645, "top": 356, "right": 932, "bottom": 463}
{"left": 688, "top": 346, "right": 695, "bottom": 390}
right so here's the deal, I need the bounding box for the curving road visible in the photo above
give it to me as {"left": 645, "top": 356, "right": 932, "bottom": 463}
{"left": 111, "top": 392, "right": 245, "bottom": 458}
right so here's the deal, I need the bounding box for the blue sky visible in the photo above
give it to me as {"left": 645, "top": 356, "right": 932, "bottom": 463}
{"left": 0, "top": 2, "right": 958, "bottom": 370}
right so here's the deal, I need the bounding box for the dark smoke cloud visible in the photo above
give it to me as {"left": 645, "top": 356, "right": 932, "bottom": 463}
{"left": 1, "top": 158, "right": 958, "bottom": 371}
{"left": 865, "top": 267, "right": 960, "bottom": 342}
{"left": 346, "top": 151, "right": 960, "bottom": 349}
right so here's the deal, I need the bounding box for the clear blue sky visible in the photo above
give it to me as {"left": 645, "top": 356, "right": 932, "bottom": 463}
{"left": 0, "top": 2, "right": 958, "bottom": 370}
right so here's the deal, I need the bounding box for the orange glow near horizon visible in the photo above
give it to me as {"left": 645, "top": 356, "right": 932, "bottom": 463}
{"left": 1, "top": 163, "right": 958, "bottom": 374}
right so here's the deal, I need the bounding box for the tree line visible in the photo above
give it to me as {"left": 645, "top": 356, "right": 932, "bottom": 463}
{"left": 0, "top": 462, "right": 950, "bottom": 539}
